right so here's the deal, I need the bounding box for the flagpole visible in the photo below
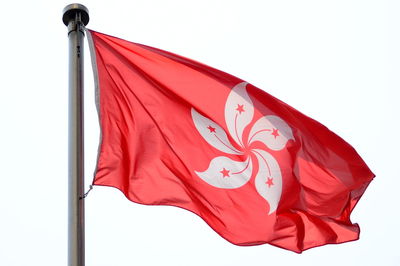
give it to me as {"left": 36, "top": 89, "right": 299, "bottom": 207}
{"left": 63, "top": 4, "right": 89, "bottom": 266}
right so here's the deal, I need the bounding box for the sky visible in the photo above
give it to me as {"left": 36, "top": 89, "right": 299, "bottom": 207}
{"left": 0, "top": 0, "right": 399, "bottom": 265}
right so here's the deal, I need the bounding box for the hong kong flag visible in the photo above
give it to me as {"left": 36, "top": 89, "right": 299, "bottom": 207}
{"left": 87, "top": 29, "right": 374, "bottom": 253}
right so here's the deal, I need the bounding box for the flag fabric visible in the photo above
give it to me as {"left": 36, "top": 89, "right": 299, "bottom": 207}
{"left": 87, "top": 29, "right": 374, "bottom": 253}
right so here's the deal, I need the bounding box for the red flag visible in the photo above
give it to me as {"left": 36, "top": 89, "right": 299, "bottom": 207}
{"left": 87, "top": 29, "right": 374, "bottom": 253}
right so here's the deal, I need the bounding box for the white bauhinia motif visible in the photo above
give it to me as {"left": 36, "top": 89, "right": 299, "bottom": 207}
{"left": 192, "top": 82, "right": 294, "bottom": 214}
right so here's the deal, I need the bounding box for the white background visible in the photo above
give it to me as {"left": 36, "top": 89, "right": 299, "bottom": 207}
{"left": 0, "top": 1, "right": 399, "bottom": 265}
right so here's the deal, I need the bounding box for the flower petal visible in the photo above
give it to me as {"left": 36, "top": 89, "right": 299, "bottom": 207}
{"left": 248, "top": 115, "right": 293, "bottom": 151}
{"left": 195, "top": 156, "right": 252, "bottom": 189}
{"left": 252, "top": 149, "right": 282, "bottom": 214}
{"left": 192, "top": 108, "right": 242, "bottom": 155}
{"left": 225, "top": 82, "right": 254, "bottom": 147}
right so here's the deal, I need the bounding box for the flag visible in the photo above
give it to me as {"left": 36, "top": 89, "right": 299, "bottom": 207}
{"left": 87, "top": 29, "right": 374, "bottom": 253}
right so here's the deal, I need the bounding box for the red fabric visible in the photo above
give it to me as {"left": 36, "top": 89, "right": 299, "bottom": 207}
{"left": 88, "top": 29, "right": 374, "bottom": 253}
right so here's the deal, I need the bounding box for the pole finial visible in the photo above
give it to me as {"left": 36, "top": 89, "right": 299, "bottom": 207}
{"left": 63, "top": 3, "right": 89, "bottom": 26}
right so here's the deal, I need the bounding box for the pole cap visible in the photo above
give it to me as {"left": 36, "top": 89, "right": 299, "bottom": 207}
{"left": 62, "top": 3, "right": 89, "bottom": 26}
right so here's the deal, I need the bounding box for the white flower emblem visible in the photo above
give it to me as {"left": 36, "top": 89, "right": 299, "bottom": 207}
{"left": 192, "top": 82, "right": 294, "bottom": 214}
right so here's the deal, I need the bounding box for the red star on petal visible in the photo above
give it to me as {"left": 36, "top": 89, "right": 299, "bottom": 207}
{"left": 236, "top": 104, "right": 245, "bottom": 114}
{"left": 271, "top": 128, "right": 280, "bottom": 139}
{"left": 220, "top": 168, "right": 230, "bottom": 178}
{"left": 266, "top": 177, "right": 274, "bottom": 188}
{"left": 207, "top": 125, "right": 216, "bottom": 133}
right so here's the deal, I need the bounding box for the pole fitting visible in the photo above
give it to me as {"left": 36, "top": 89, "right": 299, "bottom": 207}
{"left": 63, "top": 3, "right": 89, "bottom": 32}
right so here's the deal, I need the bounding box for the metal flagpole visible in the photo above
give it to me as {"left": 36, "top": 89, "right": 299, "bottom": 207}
{"left": 63, "top": 4, "right": 89, "bottom": 266}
